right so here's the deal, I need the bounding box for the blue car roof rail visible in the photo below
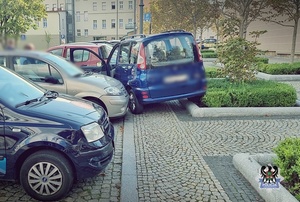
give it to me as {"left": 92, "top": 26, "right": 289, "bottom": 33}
{"left": 161, "top": 29, "right": 187, "bottom": 33}
{"left": 121, "top": 34, "right": 147, "bottom": 41}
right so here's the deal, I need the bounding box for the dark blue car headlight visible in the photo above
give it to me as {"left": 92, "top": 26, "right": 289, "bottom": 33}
{"left": 81, "top": 122, "right": 104, "bottom": 143}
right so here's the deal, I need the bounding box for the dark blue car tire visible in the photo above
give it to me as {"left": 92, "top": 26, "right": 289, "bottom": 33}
{"left": 128, "top": 89, "right": 144, "bottom": 114}
{"left": 20, "top": 150, "right": 74, "bottom": 201}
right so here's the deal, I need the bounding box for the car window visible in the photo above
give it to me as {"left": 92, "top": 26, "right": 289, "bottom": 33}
{"left": 44, "top": 54, "right": 84, "bottom": 77}
{"left": 0, "top": 56, "right": 6, "bottom": 67}
{"left": 13, "top": 57, "right": 63, "bottom": 84}
{"left": 130, "top": 42, "right": 140, "bottom": 64}
{"left": 109, "top": 47, "right": 119, "bottom": 68}
{"left": 145, "top": 35, "right": 195, "bottom": 68}
{"left": 119, "top": 43, "right": 130, "bottom": 64}
{"left": 0, "top": 136, "right": 4, "bottom": 150}
{"left": 73, "top": 50, "right": 90, "bottom": 62}
{"left": 0, "top": 67, "right": 45, "bottom": 108}
{"left": 99, "top": 44, "right": 112, "bottom": 59}
{"left": 49, "top": 48, "right": 63, "bottom": 56}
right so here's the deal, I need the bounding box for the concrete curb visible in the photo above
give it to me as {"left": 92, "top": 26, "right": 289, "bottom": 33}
{"left": 120, "top": 112, "right": 138, "bottom": 202}
{"left": 179, "top": 99, "right": 300, "bottom": 118}
{"left": 232, "top": 153, "right": 298, "bottom": 202}
{"left": 256, "top": 72, "right": 300, "bottom": 81}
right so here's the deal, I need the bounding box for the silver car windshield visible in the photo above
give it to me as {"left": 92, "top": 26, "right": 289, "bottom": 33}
{"left": 44, "top": 54, "right": 85, "bottom": 77}
{"left": 0, "top": 67, "right": 45, "bottom": 107}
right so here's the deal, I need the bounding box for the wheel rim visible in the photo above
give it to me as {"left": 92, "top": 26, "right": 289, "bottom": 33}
{"left": 129, "top": 93, "right": 136, "bottom": 111}
{"left": 28, "top": 162, "right": 63, "bottom": 196}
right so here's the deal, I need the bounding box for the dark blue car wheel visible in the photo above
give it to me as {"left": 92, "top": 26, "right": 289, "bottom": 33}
{"left": 20, "top": 150, "right": 74, "bottom": 201}
{"left": 128, "top": 89, "right": 143, "bottom": 114}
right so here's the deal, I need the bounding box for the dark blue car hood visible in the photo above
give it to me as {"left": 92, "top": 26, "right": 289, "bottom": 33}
{"left": 20, "top": 94, "right": 102, "bottom": 127}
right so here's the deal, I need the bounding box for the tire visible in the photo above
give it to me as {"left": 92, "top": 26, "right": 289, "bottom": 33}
{"left": 20, "top": 150, "right": 74, "bottom": 201}
{"left": 188, "top": 95, "right": 203, "bottom": 103}
{"left": 128, "top": 89, "right": 144, "bottom": 114}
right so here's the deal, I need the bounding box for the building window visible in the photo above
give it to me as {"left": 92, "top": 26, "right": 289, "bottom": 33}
{"left": 52, "top": 4, "right": 57, "bottom": 10}
{"left": 111, "top": 1, "right": 115, "bottom": 9}
{"left": 111, "top": 37, "right": 116, "bottom": 40}
{"left": 111, "top": 19, "right": 116, "bottom": 28}
{"left": 102, "top": 2, "right": 106, "bottom": 10}
{"left": 119, "top": 19, "right": 123, "bottom": 29}
{"left": 128, "top": 18, "right": 133, "bottom": 24}
{"left": 129, "top": 1, "right": 133, "bottom": 9}
{"left": 93, "top": 2, "right": 97, "bottom": 11}
{"left": 77, "top": 29, "right": 81, "bottom": 37}
{"left": 102, "top": 20, "right": 106, "bottom": 29}
{"left": 84, "top": 11, "right": 88, "bottom": 21}
{"left": 119, "top": 1, "right": 123, "bottom": 10}
{"left": 84, "top": 29, "right": 88, "bottom": 37}
{"left": 93, "top": 20, "right": 97, "bottom": 29}
{"left": 43, "top": 18, "right": 47, "bottom": 28}
{"left": 62, "top": 19, "right": 65, "bottom": 29}
{"left": 60, "top": 3, "right": 64, "bottom": 10}
{"left": 76, "top": 11, "right": 80, "bottom": 22}
{"left": 45, "top": 4, "right": 49, "bottom": 11}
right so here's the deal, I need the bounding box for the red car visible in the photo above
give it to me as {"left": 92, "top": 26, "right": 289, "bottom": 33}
{"left": 47, "top": 42, "right": 113, "bottom": 67}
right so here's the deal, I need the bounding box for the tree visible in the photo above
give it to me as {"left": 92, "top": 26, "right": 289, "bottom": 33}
{"left": 265, "top": 0, "right": 300, "bottom": 63}
{"left": 45, "top": 31, "right": 52, "bottom": 48}
{"left": 0, "top": 0, "right": 46, "bottom": 48}
{"left": 150, "top": 0, "right": 215, "bottom": 37}
{"left": 221, "top": 0, "right": 269, "bottom": 38}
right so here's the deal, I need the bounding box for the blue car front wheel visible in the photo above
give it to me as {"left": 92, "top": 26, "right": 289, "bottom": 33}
{"left": 128, "top": 90, "right": 144, "bottom": 114}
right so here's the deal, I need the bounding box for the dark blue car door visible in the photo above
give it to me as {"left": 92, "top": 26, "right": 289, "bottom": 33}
{"left": 0, "top": 104, "right": 6, "bottom": 177}
{"left": 107, "top": 41, "right": 137, "bottom": 87}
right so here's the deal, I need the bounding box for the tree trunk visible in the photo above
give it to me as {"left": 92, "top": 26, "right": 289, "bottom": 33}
{"left": 291, "top": 18, "right": 298, "bottom": 63}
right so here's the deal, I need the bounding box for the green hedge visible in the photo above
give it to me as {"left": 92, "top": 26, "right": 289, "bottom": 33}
{"left": 205, "top": 67, "right": 224, "bottom": 78}
{"left": 202, "top": 79, "right": 296, "bottom": 107}
{"left": 255, "top": 57, "right": 269, "bottom": 64}
{"left": 274, "top": 138, "right": 300, "bottom": 200}
{"left": 202, "top": 52, "right": 218, "bottom": 58}
{"left": 201, "top": 49, "right": 215, "bottom": 53}
{"left": 258, "top": 62, "right": 300, "bottom": 75}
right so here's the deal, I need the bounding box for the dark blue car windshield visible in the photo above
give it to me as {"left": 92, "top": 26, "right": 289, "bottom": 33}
{"left": 0, "top": 67, "right": 44, "bottom": 107}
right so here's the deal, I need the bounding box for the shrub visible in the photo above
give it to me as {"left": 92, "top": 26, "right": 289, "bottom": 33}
{"left": 202, "top": 79, "right": 296, "bottom": 107}
{"left": 205, "top": 67, "right": 224, "bottom": 78}
{"left": 258, "top": 62, "right": 300, "bottom": 75}
{"left": 201, "top": 49, "right": 215, "bottom": 53}
{"left": 255, "top": 57, "right": 269, "bottom": 64}
{"left": 273, "top": 138, "right": 300, "bottom": 200}
{"left": 202, "top": 52, "right": 218, "bottom": 58}
{"left": 218, "top": 38, "right": 259, "bottom": 83}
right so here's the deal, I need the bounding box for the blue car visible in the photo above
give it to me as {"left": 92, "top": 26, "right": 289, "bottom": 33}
{"left": 67, "top": 30, "right": 207, "bottom": 114}
{"left": 0, "top": 67, "right": 114, "bottom": 201}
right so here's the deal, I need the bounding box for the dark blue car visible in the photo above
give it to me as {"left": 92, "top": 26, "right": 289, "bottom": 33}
{"left": 67, "top": 30, "right": 207, "bottom": 114}
{"left": 0, "top": 67, "right": 114, "bottom": 201}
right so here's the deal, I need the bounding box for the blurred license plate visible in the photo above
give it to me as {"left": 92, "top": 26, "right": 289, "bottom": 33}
{"left": 164, "top": 74, "right": 188, "bottom": 83}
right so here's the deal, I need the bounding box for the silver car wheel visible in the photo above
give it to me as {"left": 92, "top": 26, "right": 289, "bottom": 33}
{"left": 28, "top": 162, "right": 63, "bottom": 195}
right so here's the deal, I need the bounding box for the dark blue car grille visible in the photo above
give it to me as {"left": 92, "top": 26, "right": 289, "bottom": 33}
{"left": 99, "top": 116, "right": 110, "bottom": 134}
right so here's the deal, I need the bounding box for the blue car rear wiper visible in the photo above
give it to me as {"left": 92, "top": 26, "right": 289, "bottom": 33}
{"left": 16, "top": 98, "right": 39, "bottom": 108}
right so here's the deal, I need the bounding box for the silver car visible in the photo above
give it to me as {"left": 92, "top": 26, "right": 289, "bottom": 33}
{"left": 0, "top": 51, "right": 129, "bottom": 118}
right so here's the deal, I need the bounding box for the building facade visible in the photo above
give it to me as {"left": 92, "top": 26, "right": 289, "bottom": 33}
{"left": 21, "top": 0, "right": 136, "bottom": 50}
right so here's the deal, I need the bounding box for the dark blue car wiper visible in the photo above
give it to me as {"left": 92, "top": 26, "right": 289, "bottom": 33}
{"left": 16, "top": 98, "right": 39, "bottom": 108}
{"left": 39, "top": 90, "right": 59, "bottom": 101}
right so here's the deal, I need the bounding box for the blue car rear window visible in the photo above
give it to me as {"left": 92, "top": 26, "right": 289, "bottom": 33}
{"left": 145, "top": 35, "right": 195, "bottom": 68}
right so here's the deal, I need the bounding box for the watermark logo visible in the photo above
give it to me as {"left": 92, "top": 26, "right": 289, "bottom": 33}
{"left": 259, "top": 164, "right": 280, "bottom": 188}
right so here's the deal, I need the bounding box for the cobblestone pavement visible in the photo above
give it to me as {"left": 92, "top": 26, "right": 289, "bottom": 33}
{"left": 134, "top": 101, "right": 300, "bottom": 202}
{"left": 0, "top": 119, "right": 124, "bottom": 202}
